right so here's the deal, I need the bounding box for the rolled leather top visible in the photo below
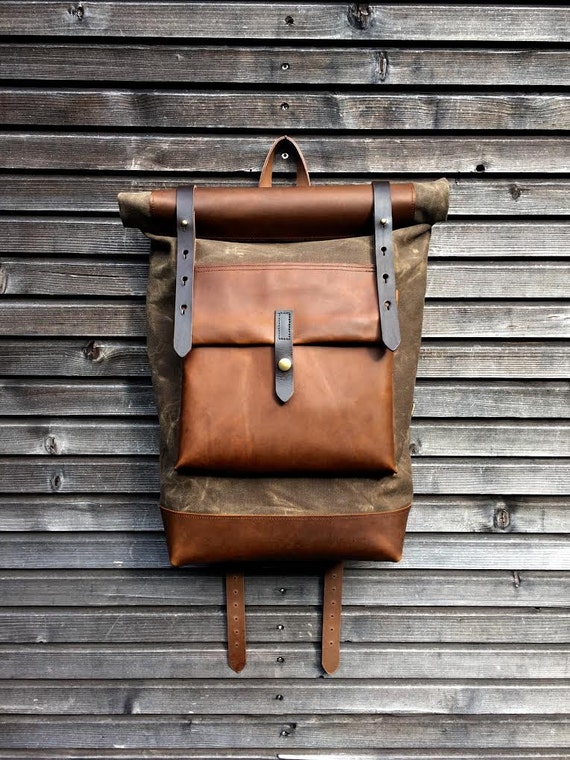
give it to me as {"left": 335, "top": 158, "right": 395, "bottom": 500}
{"left": 118, "top": 183, "right": 417, "bottom": 242}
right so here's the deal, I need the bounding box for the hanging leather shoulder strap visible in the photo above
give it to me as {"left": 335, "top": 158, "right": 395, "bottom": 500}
{"left": 322, "top": 561, "right": 344, "bottom": 674}
{"left": 225, "top": 565, "right": 344, "bottom": 675}
{"left": 225, "top": 572, "right": 246, "bottom": 673}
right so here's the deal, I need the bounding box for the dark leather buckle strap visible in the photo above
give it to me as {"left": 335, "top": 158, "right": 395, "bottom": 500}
{"left": 322, "top": 561, "right": 344, "bottom": 675}
{"left": 174, "top": 186, "right": 196, "bottom": 357}
{"left": 373, "top": 182, "right": 400, "bottom": 351}
{"left": 225, "top": 572, "right": 247, "bottom": 673}
{"left": 274, "top": 309, "right": 294, "bottom": 403}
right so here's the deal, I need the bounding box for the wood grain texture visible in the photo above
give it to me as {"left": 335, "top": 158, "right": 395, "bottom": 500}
{"left": 2, "top": 176, "right": 569, "bottom": 216}
{"left": 0, "top": 714, "right": 568, "bottom": 749}
{"left": 0, "top": 495, "right": 567, "bottom": 535}
{"left": 0, "top": 642, "right": 568, "bottom": 680}
{"left": 1, "top": 607, "right": 567, "bottom": 643}
{"left": 0, "top": 752, "right": 565, "bottom": 760}
{"left": 2, "top": 219, "right": 568, "bottom": 258}
{"left": 0, "top": 3, "right": 567, "bottom": 42}
{"left": 3, "top": 90, "right": 568, "bottom": 130}
{"left": 0, "top": 569, "right": 566, "bottom": 608}
{"left": 1, "top": 135, "right": 568, "bottom": 173}
{"left": 3, "top": 44, "right": 568, "bottom": 86}
{"left": 0, "top": 533, "right": 568, "bottom": 570}
{"left": 2, "top": 380, "right": 567, "bottom": 417}
{"left": 0, "top": 454, "right": 561, "bottom": 495}
{"left": 1, "top": 302, "right": 567, "bottom": 338}
{"left": 3, "top": 258, "right": 568, "bottom": 298}
{"left": 1, "top": 679, "right": 569, "bottom": 714}
{"left": 0, "top": 419, "right": 567, "bottom": 457}
{"left": 0, "top": 493, "right": 562, "bottom": 535}
{"left": 0, "top": 339, "right": 567, "bottom": 379}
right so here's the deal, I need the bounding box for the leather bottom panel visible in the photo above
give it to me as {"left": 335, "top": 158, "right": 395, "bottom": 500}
{"left": 161, "top": 504, "right": 410, "bottom": 566}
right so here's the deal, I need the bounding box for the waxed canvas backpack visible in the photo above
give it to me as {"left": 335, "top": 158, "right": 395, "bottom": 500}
{"left": 118, "top": 136, "right": 449, "bottom": 673}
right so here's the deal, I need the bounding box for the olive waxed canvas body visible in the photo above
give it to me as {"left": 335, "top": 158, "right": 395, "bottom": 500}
{"left": 118, "top": 136, "right": 449, "bottom": 673}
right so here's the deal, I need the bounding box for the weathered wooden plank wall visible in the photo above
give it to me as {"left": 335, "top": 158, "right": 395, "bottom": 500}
{"left": 0, "top": 1, "right": 569, "bottom": 757}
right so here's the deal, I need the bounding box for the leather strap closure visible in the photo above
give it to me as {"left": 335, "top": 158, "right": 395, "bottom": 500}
{"left": 174, "top": 186, "right": 196, "bottom": 357}
{"left": 373, "top": 182, "right": 400, "bottom": 351}
{"left": 225, "top": 572, "right": 247, "bottom": 673}
{"left": 274, "top": 309, "right": 294, "bottom": 403}
{"left": 322, "top": 561, "right": 344, "bottom": 675}
{"left": 259, "top": 135, "right": 311, "bottom": 188}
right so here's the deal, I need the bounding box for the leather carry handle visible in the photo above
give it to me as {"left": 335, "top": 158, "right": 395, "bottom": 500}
{"left": 259, "top": 135, "right": 311, "bottom": 188}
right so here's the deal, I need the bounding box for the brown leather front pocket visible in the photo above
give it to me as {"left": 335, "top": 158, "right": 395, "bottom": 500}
{"left": 176, "top": 344, "right": 395, "bottom": 475}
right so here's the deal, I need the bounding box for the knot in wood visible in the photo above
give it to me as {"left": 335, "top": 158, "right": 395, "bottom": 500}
{"left": 84, "top": 340, "right": 102, "bottom": 363}
{"left": 68, "top": 4, "right": 85, "bottom": 20}
{"left": 348, "top": 3, "right": 373, "bottom": 30}
{"left": 494, "top": 507, "right": 511, "bottom": 531}
{"left": 45, "top": 435, "right": 62, "bottom": 456}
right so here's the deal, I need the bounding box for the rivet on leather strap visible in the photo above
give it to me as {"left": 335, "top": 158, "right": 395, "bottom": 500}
{"left": 225, "top": 572, "right": 246, "bottom": 673}
{"left": 174, "top": 186, "right": 196, "bottom": 357}
{"left": 373, "top": 182, "right": 400, "bottom": 351}
{"left": 275, "top": 309, "right": 294, "bottom": 403}
{"left": 322, "top": 561, "right": 344, "bottom": 675}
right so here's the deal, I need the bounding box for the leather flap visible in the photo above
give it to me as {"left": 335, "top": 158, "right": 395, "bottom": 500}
{"left": 192, "top": 263, "right": 381, "bottom": 346}
{"left": 149, "top": 183, "right": 415, "bottom": 241}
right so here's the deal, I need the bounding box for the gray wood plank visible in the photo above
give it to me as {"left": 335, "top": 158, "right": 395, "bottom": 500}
{"left": 3, "top": 219, "right": 569, "bottom": 259}
{"left": 0, "top": 3, "right": 567, "bottom": 42}
{"left": 0, "top": 380, "right": 157, "bottom": 415}
{"left": 2, "top": 380, "right": 567, "bottom": 417}
{"left": 0, "top": 339, "right": 150, "bottom": 377}
{"left": 409, "top": 422, "right": 570, "bottom": 458}
{"left": 1, "top": 419, "right": 567, "bottom": 457}
{"left": 0, "top": 302, "right": 567, "bottom": 339}
{"left": 429, "top": 223, "right": 570, "bottom": 259}
{"left": 0, "top": 642, "right": 568, "bottom": 680}
{"left": 417, "top": 341, "right": 570, "bottom": 380}
{"left": 2, "top": 176, "right": 569, "bottom": 216}
{"left": 4, "top": 258, "right": 569, "bottom": 298}
{"left": 1, "top": 135, "right": 568, "bottom": 173}
{"left": 0, "top": 456, "right": 568, "bottom": 495}
{"left": 1, "top": 607, "right": 566, "bottom": 644}
{"left": 0, "top": 533, "right": 567, "bottom": 570}
{"left": 3, "top": 45, "right": 568, "bottom": 86}
{"left": 1, "top": 339, "right": 566, "bottom": 380}
{"left": 0, "top": 752, "right": 565, "bottom": 760}
{"left": 0, "top": 493, "right": 564, "bottom": 535}
{"left": 1, "top": 679, "right": 568, "bottom": 715}
{"left": 1, "top": 495, "right": 567, "bottom": 535}
{"left": 0, "top": 714, "right": 567, "bottom": 749}
{"left": 0, "top": 301, "right": 147, "bottom": 338}
{"left": 1, "top": 569, "right": 565, "bottom": 607}
{"left": 3, "top": 90, "right": 568, "bottom": 130}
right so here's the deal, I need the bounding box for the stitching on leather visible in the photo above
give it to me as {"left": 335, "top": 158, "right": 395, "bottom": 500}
{"left": 277, "top": 310, "right": 292, "bottom": 341}
{"left": 195, "top": 263, "right": 375, "bottom": 273}
{"left": 160, "top": 504, "right": 411, "bottom": 519}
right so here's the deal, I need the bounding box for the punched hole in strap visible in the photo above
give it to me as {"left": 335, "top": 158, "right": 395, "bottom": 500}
{"left": 173, "top": 187, "right": 196, "bottom": 358}
{"left": 373, "top": 182, "right": 400, "bottom": 351}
